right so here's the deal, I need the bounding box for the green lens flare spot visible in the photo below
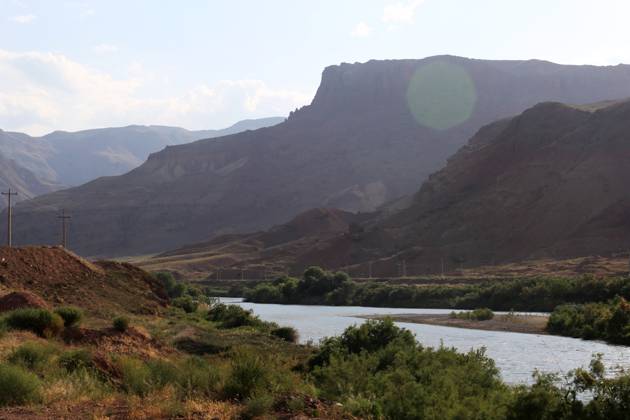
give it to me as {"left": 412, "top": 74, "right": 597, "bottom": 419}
{"left": 406, "top": 61, "right": 477, "bottom": 130}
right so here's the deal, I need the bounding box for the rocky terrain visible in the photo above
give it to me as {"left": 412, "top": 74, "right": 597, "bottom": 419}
{"left": 9, "top": 56, "right": 630, "bottom": 257}
{"left": 0, "top": 117, "right": 282, "bottom": 207}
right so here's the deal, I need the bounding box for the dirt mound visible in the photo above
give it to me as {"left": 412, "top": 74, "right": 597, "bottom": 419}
{"left": 0, "top": 246, "right": 168, "bottom": 317}
{"left": 0, "top": 291, "right": 49, "bottom": 312}
{"left": 63, "top": 326, "right": 173, "bottom": 360}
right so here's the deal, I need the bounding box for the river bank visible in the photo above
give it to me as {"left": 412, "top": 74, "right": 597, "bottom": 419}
{"left": 361, "top": 313, "right": 549, "bottom": 335}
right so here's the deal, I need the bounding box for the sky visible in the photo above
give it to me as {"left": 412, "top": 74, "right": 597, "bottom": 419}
{"left": 2, "top": 0, "right": 630, "bottom": 136}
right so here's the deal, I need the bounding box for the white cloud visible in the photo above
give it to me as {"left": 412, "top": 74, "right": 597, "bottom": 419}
{"left": 9, "top": 14, "right": 36, "bottom": 24}
{"left": 92, "top": 44, "right": 119, "bottom": 54}
{"left": 351, "top": 22, "right": 372, "bottom": 38}
{"left": 382, "top": 0, "right": 425, "bottom": 25}
{"left": 0, "top": 50, "right": 312, "bottom": 135}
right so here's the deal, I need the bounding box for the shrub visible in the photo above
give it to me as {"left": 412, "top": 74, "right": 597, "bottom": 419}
{"left": 178, "top": 356, "right": 220, "bottom": 397}
{"left": 207, "top": 304, "right": 264, "bottom": 329}
{"left": 54, "top": 306, "right": 84, "bottom": 328}
{"left": 223, "top": 351, "right": 270, "bottom": 400}
{"left": 450, "top": 308, "right": 494, "bottom": 321}
{"left": 271, "top": 326, "right": 299, "bottom": 343}
{"left": 242, "top": 393, "right": 274, "bottom": 419}
{"left": 3, "top": 308, "right": 64, "bottom": 337}
{"left": 117, "top": 356, "right": 151, "bottom": 396}
{"left": 0, "top": 364, "right": 41, "bottom": 406}
{"left": 112, "top": 316, "right": 129, "bottom": 332}
{"left": 172, "top": 296, "right": 198, "bottom": 313}
{"left": 8, "top": 342, "right": 57, "bottom": 372}
{"left": 59, "top": 349, "right": 94, "bottom": 373}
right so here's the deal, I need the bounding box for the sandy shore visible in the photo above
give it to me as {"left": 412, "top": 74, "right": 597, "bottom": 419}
{"left": 363, "top": 313, "right": 549, "bottom": 335}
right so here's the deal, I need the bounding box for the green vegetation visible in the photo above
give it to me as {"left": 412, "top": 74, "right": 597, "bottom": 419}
{"left": 0, "top": 364, "right": 41, "bottom": 407}
{"left": 156, "top": 271, "right": 217, "bottom": 310}
{"left": 207, "top": 303, "right": 267, "bottom": 329}
{"left": 54, "top": 306, "right": 84, "bottom": 328}
{"left": 245, "top": 267, "right": 630, "bottom": 312}
{"left": 271, "top": 326, "right": 299, "bottom": 343}
{"left": 450, "top": 308, "right": 495, "bottom": 321}
{"left": 2, "top": 308, "right": 64, "bottom": 338}
{"left": 112, "top": 315, "right": 130, "bottom": 332}
{"left": 547, "top": 297, "right": 630, "bottom": 344}
{"left": 1, "top": 299, "right": 630, "bottom": 418}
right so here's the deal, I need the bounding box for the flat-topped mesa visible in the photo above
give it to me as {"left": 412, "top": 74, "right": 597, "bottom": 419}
{"left": 6, "top": 57, "right": 630, "bottom": 257}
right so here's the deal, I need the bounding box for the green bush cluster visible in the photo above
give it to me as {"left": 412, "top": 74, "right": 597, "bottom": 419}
{"left": 206, "top": 304, "right": 266, "bottom": 329}
{"left": 0, "top": 364, "right": 41, "bottom": 407}
{"left": 245, "top": 269, "right": 630, "bottom": 312}
{"left": 2, "top": 308, "right": 64, "bottom": 338}
{"left": 156, "top": 272, "right": 216, "bottom": 312}
{"left": 547, "top": 297, "right": 630, "bottom": 344}
{"left": 271, "top": 326, "right": 299, "bottom": 343}
{"left": 450, "top": 307, "right": 494, "bottom": 321}
{"left": 112, "top": 316, "right": 130, "bottom": 332}
{"left": 54, "top": 306, "right": 84, "bottom": 328}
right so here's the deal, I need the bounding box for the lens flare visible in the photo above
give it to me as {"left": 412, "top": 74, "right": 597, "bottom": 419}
{"left": 406, "top": 61, "right": 477, "bottom": 130}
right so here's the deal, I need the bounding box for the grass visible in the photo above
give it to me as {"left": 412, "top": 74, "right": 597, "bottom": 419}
{"left": 0, "top": 363, "right": 41, "bottom": 406}
{"left": 450, "top": 308, "right": 495, "bottom": 321}
{"left": 3, "top": 308, "right": 64, "bottom": 338}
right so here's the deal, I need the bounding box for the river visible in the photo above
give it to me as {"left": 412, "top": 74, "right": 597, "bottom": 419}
{"left": 221, "top": 298, "right": 630, "bottom": 385}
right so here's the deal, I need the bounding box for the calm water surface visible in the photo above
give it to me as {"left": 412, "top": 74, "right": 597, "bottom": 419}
{"left": 221, "top": 298, "right": 630, "bottom": 385}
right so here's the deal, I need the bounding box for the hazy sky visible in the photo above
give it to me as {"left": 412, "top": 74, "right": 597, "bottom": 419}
{"left": 2, "top": 0, "right": 630, "bottom": 135}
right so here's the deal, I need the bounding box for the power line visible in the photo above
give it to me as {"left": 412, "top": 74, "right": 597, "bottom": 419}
{"left": 57, "top": 209, "right": 71, "bottom": 248}
{"left": 1, "top": 189, "right": 18, "bottom": 247}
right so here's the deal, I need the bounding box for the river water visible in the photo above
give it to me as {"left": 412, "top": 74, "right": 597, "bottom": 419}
{"left": 221, "top": 298, "right": 630, "bottom": 385}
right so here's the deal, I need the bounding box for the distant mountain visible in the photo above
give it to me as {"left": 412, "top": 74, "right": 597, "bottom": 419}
{"left": 0, "top": 117, "right": 284, "bottom": 189}
{"left": 340, "top": 99, "right": 630, "bottom": 274}
{"left": 0, "top": 152, "right": 61, "bottom": 208}
{"left": 8, "top": 56, "right": 630, "bottom": 257}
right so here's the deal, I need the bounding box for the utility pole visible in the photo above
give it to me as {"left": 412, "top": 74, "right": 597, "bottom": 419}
{"left": 402, "top": 259, "right": 407, "bottom": 278}
{"left": 1, "top": 189, "right": 18, "bottom": 247}
{"left": 57, "top": 209, "right": 71, "bottom": 248}
{"left": 368, "top": 261, "right": 373, "bottom": 279}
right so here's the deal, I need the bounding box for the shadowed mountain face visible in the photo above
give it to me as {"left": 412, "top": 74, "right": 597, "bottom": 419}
{"left": 341, "top": 99, "right": 630, "bottom": 274}
{"left": 0, "top": 117, "right": 283, "bottom": 192}
{"left": 8, "top": 56, "right": 630, "bottom": 257}
{"left": 0, "top": 153, "right": 61, "bottom": 209}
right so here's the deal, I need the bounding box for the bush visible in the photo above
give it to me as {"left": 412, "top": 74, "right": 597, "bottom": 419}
{"left": 117, "top": 356, "right": 151, "bottom": 396}
{"left": 207, "top": 304, "right": 265, "bottom": 329}
{"left": 450, "top": 308, "right": 495, "bottom": 321}
{"left": 223, "top": 351, "right": 270, "bottom": 400}
{"left": 178, "top": 356, "right": 220, "bottom": 397}
{"left": 59, "top": 349, "right": 94, "bottom": 373}
{"left": 0, "top": 364, "right": 41, "bottom": 406}
{"left": 8, "top": 342, "right": 57, "bottom": 372}
{"left": 3, "top": 308, "right": 64, "bottom": 337}
{"left": 54, "top": 306, "right": 84, "bottom": 328}
{"left": 172, "top": 296, "right": 198, "bottom": 313}
{"left": 271, "top": 326, "right": 299, "bottom": 343}
{"left": 547, "top": 298, "right": 630, "bottom": 344}
{"left": 242, "top": 393, "right": 274, "bottom": 419}
{"left": 112, "top": 316, "right": 129, "bottom": 332}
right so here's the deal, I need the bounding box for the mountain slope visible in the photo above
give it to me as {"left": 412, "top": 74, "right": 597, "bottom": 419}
{"left": 0, "top": 117, "right": 283, "bottom": 188}
{"left": 0, "top": 152, "right": 61, "bottom": 209}
{"left": 345, "top": 99, "right": 630, "bottom": 274}
{"left": 9, "top": 56, "right": 630, "bottom": 257}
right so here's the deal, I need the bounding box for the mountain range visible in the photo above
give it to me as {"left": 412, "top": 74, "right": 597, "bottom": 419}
{"left": 141, "top": 99, "right": 630, "bottom": 277}
{"left": 6, "top": 56, "right": 630, "bottom": 257}
{"left": 0, "top": 117, "right": 283, "bottom": 208}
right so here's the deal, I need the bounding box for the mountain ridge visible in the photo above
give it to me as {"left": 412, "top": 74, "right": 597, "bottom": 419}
{"left": 7, "top": 56, "right": 630, "bottom": 256}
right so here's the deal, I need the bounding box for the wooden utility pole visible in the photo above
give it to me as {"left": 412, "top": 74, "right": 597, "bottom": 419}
{"left": 1, "top": 189, "right": 18, "bottom": 247}
{"left": 57, "top": 209, "right": 71, "bottom": 248}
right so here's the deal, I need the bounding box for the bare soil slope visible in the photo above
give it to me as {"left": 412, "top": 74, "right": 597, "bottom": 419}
{"left": 0, "top": 246, "right": 168, "bottom": 316}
